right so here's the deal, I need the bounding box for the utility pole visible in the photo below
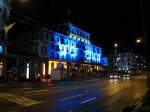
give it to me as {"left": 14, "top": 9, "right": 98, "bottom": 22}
{"left": 139, "top": 0, "right": 150, "bottom": 87}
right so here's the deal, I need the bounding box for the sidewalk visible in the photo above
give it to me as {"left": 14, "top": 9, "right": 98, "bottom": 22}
{"left": 136, "top": 90, "right": 150, "bottom": 112}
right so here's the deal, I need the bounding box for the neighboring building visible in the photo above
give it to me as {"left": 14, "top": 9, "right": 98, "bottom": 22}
{"left": 0, "top": 0, "right": 11, "bottom": 38}
{"left": 112, "top": 52, "right": 148, "bottom": 76}
{"left": 0, "top": 0, "right": 11, "bottom": 78}
{"left": 5, "top": 22, "right": 108, "bottom": 81}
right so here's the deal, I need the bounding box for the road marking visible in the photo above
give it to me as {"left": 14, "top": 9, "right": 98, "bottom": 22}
{"left": 64, "top": 84, "right": 96, "bottom": 91}
{"left": 26, "top": 89, "right": 50, "bottom": 93}
{"left": 80, "top": 97, "right": 96, "bottom": 104}
{"left": 22, "top": 87, "right": 32, "bottom": 90}
{"left": 99, "top": 87, "right": 110, "bottom": 92}
{"left": 0, "top": 93, "right": 42, "bottom": 106}
{"left": 59, "top": 94, "right": 85, "bottom": 101}
{"left": 83, "top": 79, "right": 99, "bottom": 82}
{"left": 19, "top": 84, "right": 97, "bottom": 97}
{"left": 31, "top": 84, "right": 96, "bottom": 94}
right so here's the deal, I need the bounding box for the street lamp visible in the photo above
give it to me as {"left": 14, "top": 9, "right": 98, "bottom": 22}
{"left": 112, "top": 42, "right": 119, "bottom": 76}
{"left": 3, "top": 22, "right": 16, "bottom": 40}
{"left": 113, "top": 43, "right": 118, "bottom": 48}
{"left": 113, "top": 43, "right": 119, "bottom": 54}
{"left": 136, "top": 38, "right": 142, "bottom": 44}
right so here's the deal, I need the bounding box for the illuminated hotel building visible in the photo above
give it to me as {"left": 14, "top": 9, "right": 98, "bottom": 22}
{"left": 2, "top": 22, "right": 108, "bottom": 81}
{"left": 43, "top": 23, "right": 108, "bottom": 78}
{"left": 0, "top": 0, "right": 107, "bottom": 80}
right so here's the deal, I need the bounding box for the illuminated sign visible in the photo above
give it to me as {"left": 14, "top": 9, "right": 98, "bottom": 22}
{"left": 68, "top": 24, "right": 91, "bottom": 39}
{"left": 101, "top": 57, "right": 108, "bottom": 66}
{"left": 47, "top": 32, "right": 107, "bottom": 65}
{"left": 0, "top": 45, "right": 3, "bottom": 54}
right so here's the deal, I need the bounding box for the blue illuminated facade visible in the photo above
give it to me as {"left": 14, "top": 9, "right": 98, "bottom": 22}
{"left": 0, "top": 45, "right": 3, "bottom": 54}
{"left": 46, "top": 23, "right": 108, "bottom": 66}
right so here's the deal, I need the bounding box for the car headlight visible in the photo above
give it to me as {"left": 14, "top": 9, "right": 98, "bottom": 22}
{"left": 114, "top": 75, "right": 117, "bottom": 78}
{"left": 110, "top": 75, "right": 113, "bottom": 78}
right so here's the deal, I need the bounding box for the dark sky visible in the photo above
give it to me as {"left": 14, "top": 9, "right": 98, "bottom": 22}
{"left": 11, "top": 0, "right": 149, "bottom": 57}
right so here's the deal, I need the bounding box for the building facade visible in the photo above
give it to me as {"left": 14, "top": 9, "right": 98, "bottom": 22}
{"left": 112, "top": 52, "right": 148, "bottom": 76}
{"left": 37, "top": 23, "right": 108, "bottom": 80}
{"left": 0, "top": 0, "right": 11, "bottom": 78}
{"left": 4, "top": 22, "right": 108, "bottom": 81}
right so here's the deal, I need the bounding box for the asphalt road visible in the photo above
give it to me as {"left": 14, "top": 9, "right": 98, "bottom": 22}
{"left": 0, "top": 76, "right": 148, "bottom": 112}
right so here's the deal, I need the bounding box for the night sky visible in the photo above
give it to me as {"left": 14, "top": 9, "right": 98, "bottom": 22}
{"left": 11, "top": 0, "right": 149, "bottom": 57}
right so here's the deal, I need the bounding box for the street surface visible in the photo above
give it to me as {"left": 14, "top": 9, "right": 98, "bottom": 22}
{"left": 0, "top": 75, "right": 148, "bottom": 112}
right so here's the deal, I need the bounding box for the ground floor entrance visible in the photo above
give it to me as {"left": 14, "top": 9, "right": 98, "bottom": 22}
{"left": 1, "top": 55, "right": 106, "bottom": 81}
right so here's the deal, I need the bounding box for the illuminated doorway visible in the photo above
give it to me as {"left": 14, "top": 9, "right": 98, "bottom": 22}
{"left": 0, "top": 61, "right": 3, "bottom": 77}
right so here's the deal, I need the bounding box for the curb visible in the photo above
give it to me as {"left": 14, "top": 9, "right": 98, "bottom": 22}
{"left": 132, "top": 97, "right": 144, "bottom": 112}
{"left": 121, "top": 97, "right": 144, "bottom": 112}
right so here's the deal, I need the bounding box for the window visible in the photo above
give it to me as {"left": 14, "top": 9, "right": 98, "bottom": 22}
{"left": 50, "top": 35, "right": 54, "bottom": 41}
{"left": 65, "top": 40, "right": 68, "bottom": 45}
{"left": 55, "top": 45, "right": 60, "bottom": 51}
{"left": 0, "top": 8, "right": 3, "bottom": 12}
{"left": 41, "top": 46, "right": 47, "bottom": 55}
{"left": 50, "top": 43, "right": 54, "bottom": 49}
{"left": 60, "top": 38, "right": 64, "bottom": 44}
{"left": 66, "top": 47, "right": 69, "bottom": 52}
{"left": 72, "top": 42, "right": 74, "bottom": 46}
{"left": 57, "top": 38, "right": 59, "bottom": 42}
{"left": 61, "top": 47, "right": 64, "bottom": 51}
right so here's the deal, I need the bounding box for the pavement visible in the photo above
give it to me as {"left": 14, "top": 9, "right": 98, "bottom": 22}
{"left": 135, "top": 90, "right": 150, "bottom": 112}
{"left": 0, "top": 75, "right": 148, "bottom": 112}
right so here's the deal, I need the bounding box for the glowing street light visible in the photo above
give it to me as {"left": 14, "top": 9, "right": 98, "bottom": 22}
{"left": 3, "top": 23, "right": 16, "bottom": 33}
{"left": 113, "top": 43, "right": 118, "bottom": 48}
{"left": 136, "top": 38, "right": 142, "bottom": 44}
{"left": 3, "top": 22, "right": 16, "bottom": 40}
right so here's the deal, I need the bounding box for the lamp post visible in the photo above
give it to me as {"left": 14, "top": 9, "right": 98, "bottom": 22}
{"left": 2, "top": 22, "right": 16, "bottom": 79}
{"left": 3, "top": 22, "right": 16, "bottom": 41}
{"left": 112, "top": 42, "right": 119, "bottom": 75}
{"left": 139, "top": 0, "right": 150, "bottom": 87}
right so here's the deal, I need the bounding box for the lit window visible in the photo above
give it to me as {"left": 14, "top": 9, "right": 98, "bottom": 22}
{"left": 73, "top": 36, "right": 76, "bottom": 39}
{"left": 26, "top": 63, "right": 30, "bottom": 79}
{"left": 81, "top": 39, "right": 84, "bottom": 42}
{"left": 42, "top": 63, "right": 46, "bottom": 76}
{"left": 117, "top": 57, "right": 120, "bottom": 61}
{"left": 69, "top": 34, "right": 72, "bottom": 37}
